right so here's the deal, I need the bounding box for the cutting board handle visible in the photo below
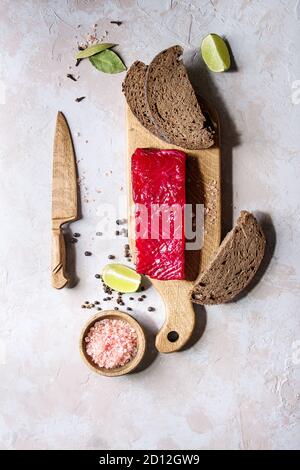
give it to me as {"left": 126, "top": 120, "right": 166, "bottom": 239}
{"left": 52, "top": 227, "right": 69, "bottom": 289}
{"left": 154, "top": 282, "right": 195, "bottom": 353}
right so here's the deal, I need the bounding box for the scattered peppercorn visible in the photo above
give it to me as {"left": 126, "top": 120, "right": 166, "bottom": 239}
{"left": 108, "top": 255, "right": 115, "bottom": 260}
{"left": 148, "top": 307, "right": 155, "bottom": 312}
{"left": 124, "top": 243, "right": 131, "bottom": 258}
{"left": 140, "top": 286, "right": 145, "bottom": 291}
{"left": 97, "top": 307, "right": 102, "bottom": 311}
{"left": 67, "top": 73, "right": 77, "bottom": 81}
{"left": 142, "top": 294, "right": 146, "bottom": 299}
{"left": 84, "top": 251, "right": 92, "bottom": 256}
{"left": 95, "top": 274, "right": 101, "bottom": 279}
{"left": 127, "top": 307, "right": 132, "bottom": 311}
{"left": 73, "top": 233, "right": 81, "bottom": 238}
{"left": 115, "top": 230, "right": 120, "bottom": 236}
{"left": 81, "top": 304, "right": 86, "bottom": 308}
{"left": 103, "top": 284, "right": 113, "bottom": 295}
{"left": 114, "top": 307, "right": 119, "bottom": 310}
{"left": 85, "top": 301, "right": 89, "bottom": 304}
{"left": 138, "top": 297, "right": 143, "bottom": 302}
{"left": 129, "top": 297, "right": 134, "bottom": 300}
{"left": 94, "top": 301, "right": 100, "bottom": 305}
{"left": 70, "top": 238, "right": 78, "bottom": 243}
{"left": 96, "top": 232, "right": 103, "bottom": 236}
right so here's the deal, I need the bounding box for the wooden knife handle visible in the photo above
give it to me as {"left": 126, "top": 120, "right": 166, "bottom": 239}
{"left": 153, "top": 281, "right": 195, "bottom": 353}
{"left": 52, "top": 227, "right": 69, "bottom": 289}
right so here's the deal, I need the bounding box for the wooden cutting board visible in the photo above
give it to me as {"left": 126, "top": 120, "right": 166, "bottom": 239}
{"left": 126, "top": 106, "right": 221, "bottom": 353}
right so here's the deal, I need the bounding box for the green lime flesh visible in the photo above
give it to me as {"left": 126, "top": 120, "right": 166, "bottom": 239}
{"left": 201, "top": 33, "right": 231, "bottom": 72}
{"left": 102, "top": 263, "right": 141, "bottom": 293}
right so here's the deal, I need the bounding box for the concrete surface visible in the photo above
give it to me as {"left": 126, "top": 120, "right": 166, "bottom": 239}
{"left": 0, "top": 0, "right": 299, "bottom": 450}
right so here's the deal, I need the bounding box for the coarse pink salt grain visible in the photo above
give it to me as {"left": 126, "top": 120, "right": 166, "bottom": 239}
{"left": 85, "top": 318, "right": 138, "bottom": 369}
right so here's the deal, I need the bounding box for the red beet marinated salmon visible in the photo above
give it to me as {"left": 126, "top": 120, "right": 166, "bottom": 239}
{"left": 131, "top": 148, "right": 186, "bottom": 280}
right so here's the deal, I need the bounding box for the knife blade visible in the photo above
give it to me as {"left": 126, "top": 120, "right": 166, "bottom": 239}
{"left": 52, "top": 111, "right": 78, "bottom": 289}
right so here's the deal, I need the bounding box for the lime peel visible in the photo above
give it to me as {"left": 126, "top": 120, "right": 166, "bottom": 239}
{"left": 201, "top": 33, "right": 231, "bottom": 73}
{"left": 102, "top": 263, "right": 141, "bottom": 293}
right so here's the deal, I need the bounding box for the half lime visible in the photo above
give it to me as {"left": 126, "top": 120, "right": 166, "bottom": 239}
{"left": 102, "top": 263, "right": 141, "bottom": 293}
{"left": 201, "top": 33, "right": 231, "bottom": 72}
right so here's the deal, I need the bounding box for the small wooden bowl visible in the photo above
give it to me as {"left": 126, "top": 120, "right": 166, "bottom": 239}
{"left": 79, "top": 310, "right": 146, "bottom": 377}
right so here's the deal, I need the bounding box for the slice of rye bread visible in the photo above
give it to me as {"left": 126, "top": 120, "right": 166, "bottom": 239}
{"left": 122, "top": 61, "right": 162, "bottom": 138}
{"left": 145, "top": 45, "right": 214, "bottom": 150}
{"left": 190, "top": 211, "right": 266, "bottom": 304}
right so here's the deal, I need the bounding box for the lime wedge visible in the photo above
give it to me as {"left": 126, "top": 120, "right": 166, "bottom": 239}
{"left": 201, "top": 33, "right": 231, "bottom": 72}
{"left": 102, "top": 264, "right": 141, "bottom": 293}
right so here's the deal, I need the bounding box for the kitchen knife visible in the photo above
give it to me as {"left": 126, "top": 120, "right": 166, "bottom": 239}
{"left": 52, "top": 112, "right": 78, "bottom": 289}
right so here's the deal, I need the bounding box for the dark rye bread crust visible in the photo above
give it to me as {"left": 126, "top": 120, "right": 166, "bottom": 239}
{"left": 122, "top": 61, "right": 162, "bottom": 138}
{"left": 145, "top": 45, "right": 214, "bottom": 150}
{"left": 191, "top": 211, "right": 266, "bottom": 304}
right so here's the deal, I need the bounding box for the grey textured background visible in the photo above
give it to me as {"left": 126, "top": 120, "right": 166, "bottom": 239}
{"left": 0, "top": 0, "right": 299, "bottom": 450}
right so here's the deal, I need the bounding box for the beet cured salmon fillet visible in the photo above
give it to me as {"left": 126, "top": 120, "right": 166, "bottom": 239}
{"left": 131, "top": 148, "right": 186, "bottom": 280}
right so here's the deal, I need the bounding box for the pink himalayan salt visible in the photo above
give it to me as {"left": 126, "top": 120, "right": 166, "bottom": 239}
{"left": 85, "top": 318, "right": 138, "bottom": 369}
